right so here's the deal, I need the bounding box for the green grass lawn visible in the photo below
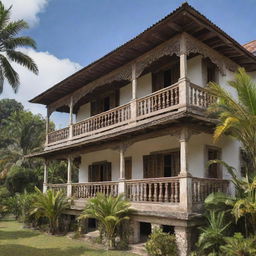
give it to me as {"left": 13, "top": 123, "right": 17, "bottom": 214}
{"left": 0, "top": 220, "right": 136, "bottom": 256}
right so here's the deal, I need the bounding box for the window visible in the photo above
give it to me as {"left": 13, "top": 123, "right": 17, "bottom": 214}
{"left": 207, "top": 66, "right": 216, "bottom": 84}
{"left": 143, "top": 151, "right": 180, "bottom": 178}
{"left": 125, "top": 157, "right": 132, "bottom": 180}
{"left": 203, "top": 58, "right": 217, "bottom": 84}
{"left": 152, "top": 64, "right": 179, "bottom": 92}
{"left": 207, "top": 147, "right": 221, "bottom": 178}
{"left": 88, "top": 162, "right": 111, "bottom": 182}
{"left": 90, "top": 90, "right": 119, "bottom": 116}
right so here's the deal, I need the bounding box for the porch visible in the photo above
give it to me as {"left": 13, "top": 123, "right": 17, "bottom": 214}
{"left": 47, "top": 176, "right": 229, "bottom": 212}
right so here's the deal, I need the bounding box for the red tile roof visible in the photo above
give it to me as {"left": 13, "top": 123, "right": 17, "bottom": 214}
{"left": 243, "top": 40, "right": 256, "bottom": 55}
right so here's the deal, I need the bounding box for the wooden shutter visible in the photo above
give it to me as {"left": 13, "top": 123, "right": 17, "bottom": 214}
{"left": 171, "top": 64, "right": 179, "bottom": 84}
{"left": 143, "top": 154, "right": 164, "bottom": 178}
{"left": 125, "top": 157, "right": 132, "bottom": 180}
{"left": 152, "top": 71, "right": 164, "bottom": 92}
{"left": 155, "top": 154, "right": 164, "bottom": 177}
{"left": 170, "top": 151, "right": 180, "bottom": 176}
{"left": 102, "top": 162, "right": 111, "bottom": 181}
{"left": 208, "top": 149, "right": 220, "bottom": 178}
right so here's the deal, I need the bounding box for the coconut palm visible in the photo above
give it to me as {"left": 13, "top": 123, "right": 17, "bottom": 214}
{"left": 31, "top": 187, "right": 70, "bottom": 234}
{"left": 0, "top": 1, "right": 38, "bottom": 93}
{"left": 79, "top": 193, "right": 134, "bottom": 249}
{"left": 207, "top": 68, "right": 256, "bottom": 175}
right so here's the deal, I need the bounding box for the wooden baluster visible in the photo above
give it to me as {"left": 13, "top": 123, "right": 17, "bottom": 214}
{"left": 143, "top": 183, "right": 147, "bottom": 201}
{"left": 164, "top": 182, "right": 168, "bottom": 202}
{"left": 154, "top": 183, "right": 158, "bottom": 202}
{"left": 147, "top": 183, "right": 151, "bottom": 201}
{"left": 159, "top": 182, "right": 163, "bottom": 202}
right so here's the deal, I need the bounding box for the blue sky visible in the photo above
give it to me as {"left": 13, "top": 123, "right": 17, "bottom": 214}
{"left": 28, "top": 0, "right": 256, "bottom": 66}
{"left": 1, "top": 0, "right": 256, "bottom": 127}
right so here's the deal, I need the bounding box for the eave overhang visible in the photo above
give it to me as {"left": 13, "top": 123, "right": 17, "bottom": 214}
{"left": 30, "top": 3, "right": 256, "bottom": 106}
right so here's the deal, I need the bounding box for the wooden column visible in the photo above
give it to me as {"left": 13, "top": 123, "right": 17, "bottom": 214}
{"left": 119, "top": 144, "right": 126, "bottom": 194}
{"left": 43, "top": 160, "right": 48, "bottom": 193}
{"left": 67, "top": 156, "right": 72, "bottom": 197}
{"left": 45, "top": 108, "right": 50, "bottom": 145}
{"left": 179, "top": 33, "right": 188, "bottom": 80}
{"left": 178, "top": 128, "right": 192, "bottom": 213}
{"left": 130, "top": 63, "right": 137, "bottom": 122}
{"left": 132, "top": 63, "right": 137, "bottom": 100}
{"left": 69, "top": 96, "right": 73, "bottom": 139}
{"left": 179, "top": 33, "right": 189, "bottom": 109}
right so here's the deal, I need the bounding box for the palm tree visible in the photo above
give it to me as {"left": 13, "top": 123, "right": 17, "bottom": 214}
{"left": 0, "top": 110, "right": 45, "bottom": 178}
{"left": 0, "top": 1, "right": 38, "bottom": 93}
{"left": 79, "top": 193, "right": 134, "bottom": 249}
{"left": 31, "top": 187, "right": 70, "bottom": 234}
{"left": 207, "top": 68, "right": 256, "bottom": 175}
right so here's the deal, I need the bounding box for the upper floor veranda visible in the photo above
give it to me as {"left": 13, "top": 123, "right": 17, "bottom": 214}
{"left": 29, "top": 4, "right": 256, "bottom": 153}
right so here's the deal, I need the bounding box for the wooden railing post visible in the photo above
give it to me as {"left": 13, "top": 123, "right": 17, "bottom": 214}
{"left": 69, "top": 96, "right": 73, "bottom": 140}
{"left": 45, "top": 108, "right": 50, "bottom": 146}
{"left": 67, "top": 156, "right": 72, "bottom": 197}
{"left": 43, "top": 159, "right": 48, "bottom": 193}
{"left": 179, "top": 176, "right": 192, "bottom": 212}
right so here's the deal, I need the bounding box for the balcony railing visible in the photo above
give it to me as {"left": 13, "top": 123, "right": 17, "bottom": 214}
{"left": 47, "top": 81, "right": 215, "bottom": 146}
{"left": 71, "top": 181, "right": 119, "bottom": 199}
{"left": 125, "top": 177, "right": 180, "bottom": 203}
{"left": 46, "top": 176, "right": 229, "bottom": 212}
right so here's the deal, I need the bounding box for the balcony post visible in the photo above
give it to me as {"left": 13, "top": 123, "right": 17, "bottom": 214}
{"left": 179, "top": 33, "right": 189, "bottom": 109}
{"left": 45, "top": 108, "right": 50, "bottom": 145}
{"left": 118, "top": 144, "right": 126, "bottom": 194}
{"left": 69, "top": 96, "right": 73, "bottom": 139}
{"left": 178, "top": 128, "right": 192, "bottom": 212}
{"left": 130, "top": 63, "right": 137, "bottom": 122}
{"left": 67, "top": 156, "right": 72, "bottom": 197}
{"left": 43, "top": 159, "right": 48, "bottom": 193}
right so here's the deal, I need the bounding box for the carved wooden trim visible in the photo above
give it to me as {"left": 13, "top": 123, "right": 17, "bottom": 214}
{"left": 135, "top": 34, "right": 181, "bottom": 78}
{"left": 184, "top": 33, "right": 238, "bottom": 75}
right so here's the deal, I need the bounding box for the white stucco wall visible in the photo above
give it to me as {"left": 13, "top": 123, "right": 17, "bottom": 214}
{"left": 78, "top": 133, "right": 241, "bottom": 182}
{"left": 76, "top": 103, "right": 91, "bottom": 122}
{"left": 187, "top": 55, "right": 203, "bottom": 86}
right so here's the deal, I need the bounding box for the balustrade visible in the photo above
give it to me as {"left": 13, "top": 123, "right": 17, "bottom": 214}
{"left": 73, "top": 103, "right": 131, "bottom": 137}
{"left": 47, "top": 183, "right": 67, "bottom": 194}
{"left": 71, "top": 181, "right": 119, "bottom": 199}
{"left": 125, "top": 177, "right": 180, "bottom": 203}
{"left": 47, "top": 82, "right": 216, "bottom": 145}
{"left": 137, "top": 83, "right": 179, "bottom": 117}
{"left": 192, "top": 177, "right": 229, "bottom": 203}
{"left": 48, "top": 127, "right": 69, "bottom": 144}
{"left": 189, "top": 83, "right": 217, "bottom": 108}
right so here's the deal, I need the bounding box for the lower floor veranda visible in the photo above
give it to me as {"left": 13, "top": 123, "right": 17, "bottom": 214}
{"left": 44, "top": 126, "right": 239, "bottom": 213}
{"left": 42, "top": 126, "right": 240, "bottom": 255}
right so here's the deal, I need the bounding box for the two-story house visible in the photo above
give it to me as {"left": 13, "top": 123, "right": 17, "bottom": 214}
{"left": 29, "top": 3, "right": 256, "bottom": 256}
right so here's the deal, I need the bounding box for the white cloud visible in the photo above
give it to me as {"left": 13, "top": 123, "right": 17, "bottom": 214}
{"left": 0, "top": 48, "right": 82, "bottom": 127}
{"left": 2, "top": 0, "right": 49, "bottom": 26}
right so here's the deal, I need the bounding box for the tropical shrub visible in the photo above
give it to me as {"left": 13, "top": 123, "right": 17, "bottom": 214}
{"left": 220, "top": 233, "right": 256, "bottom": 256}
{"left": 145, "top": 227, "right": 177, "bottom": 256}
{"left": 79, "top": 193, "right": 134, "bottom": 249}
{"left": 31, "top": 187, "right": 70, "bottom": 234}
{"left": 194, "top": 211, "right": 231, "bottom": 255}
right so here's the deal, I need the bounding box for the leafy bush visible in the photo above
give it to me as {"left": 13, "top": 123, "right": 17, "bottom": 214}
{"left": 220, "top": 233, "right": 256, "bottom": 256}
{"left": 145, "top": 227, "right": 177, "bottom": 256}
{"left": 79, "top": 193, "right": 134, "bottom": 249}
{"left": 5, "top": 166, "right": 39, "bottom": 194}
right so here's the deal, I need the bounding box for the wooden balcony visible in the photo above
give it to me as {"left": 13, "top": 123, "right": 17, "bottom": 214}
{"left": 47, "top": 176, "right": 229, "bottom": 213}
{"left": 46, "top": 81, "right": 216, "bottom": 148}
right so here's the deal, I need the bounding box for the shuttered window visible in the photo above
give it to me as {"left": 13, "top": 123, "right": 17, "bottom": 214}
{"left": 207, "top": 148, "right": 221, "bottom": 178}
{"left": 152, "top": 64, "right": 179, "bottom": 92}
{"left": 125, "top": 157, "right": 132, "bottom": 180}
{"left": 88, "top": 162, "right": 111, "bottom": 182}
{"left": 90, "top": 90, "right": 119, "bottom": 116}
{"left": 143, "top": 151, "right": 180, "bottom": 178}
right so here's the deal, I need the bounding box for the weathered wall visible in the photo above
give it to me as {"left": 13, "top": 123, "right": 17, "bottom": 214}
{"left": 78, "top": 133, "right": 240, "bottom": 182}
